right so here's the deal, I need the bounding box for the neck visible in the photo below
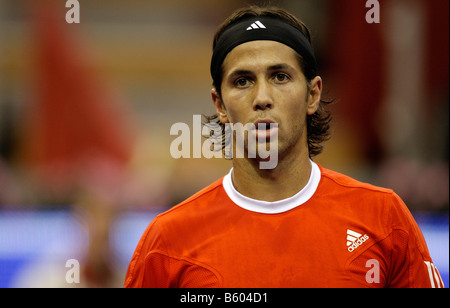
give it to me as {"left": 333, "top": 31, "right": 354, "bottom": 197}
{"left": 231, "top": 146, "right": 312, "bottom": 202}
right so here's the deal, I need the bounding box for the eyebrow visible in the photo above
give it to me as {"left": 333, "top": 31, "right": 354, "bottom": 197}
{"left": 227, "top": 69, "right": 252, "bottom": 80}
{"left": 226, "top": 63, "right": 294, "bottom": 80}
{"left": 267, "top": 63, "right": 293, "bottom": 71}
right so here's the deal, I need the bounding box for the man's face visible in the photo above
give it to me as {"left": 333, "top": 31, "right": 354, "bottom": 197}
{"left": 212, "top": 40, "right": 322, "bottom": 159}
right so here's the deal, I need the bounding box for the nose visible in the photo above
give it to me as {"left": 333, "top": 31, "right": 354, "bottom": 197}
{"left": 253, "top": 80, "right": 273, "bottom": 111}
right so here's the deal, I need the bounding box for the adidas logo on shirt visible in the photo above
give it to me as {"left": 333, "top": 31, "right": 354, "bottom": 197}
{"left": 346, "top": 229, "right": 369, "bottom": 252}
{"left": 246, "top": 20, "right": 266, "bottom": 30}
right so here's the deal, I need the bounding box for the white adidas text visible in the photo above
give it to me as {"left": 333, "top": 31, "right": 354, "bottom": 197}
{"left": 347, "top": 229, "right": 369, "bottom": 252}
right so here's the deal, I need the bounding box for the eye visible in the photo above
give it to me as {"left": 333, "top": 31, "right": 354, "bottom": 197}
{"left": 273, "top": 72, "right": 290, "bottom": 83}
{"left": 234, "top": 77, "right": 251, "bottom": 88}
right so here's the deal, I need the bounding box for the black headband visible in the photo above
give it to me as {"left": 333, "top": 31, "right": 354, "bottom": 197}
{"left": 210, "top": 16, "right": 317, "bottom": 83}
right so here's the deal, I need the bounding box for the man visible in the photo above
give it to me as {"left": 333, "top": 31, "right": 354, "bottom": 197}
{"left": 124, "top": 5, "right": 443, "bottom": 288}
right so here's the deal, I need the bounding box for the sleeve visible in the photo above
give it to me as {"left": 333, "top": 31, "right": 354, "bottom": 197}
{"left": 124, "top": 217, "right": 172, "bottom": 288}
{"left": 386, "top": 192, "right": 444, "bottom": 288}
{"left": 123, "top": 216, "right": 221, "bottom": 288}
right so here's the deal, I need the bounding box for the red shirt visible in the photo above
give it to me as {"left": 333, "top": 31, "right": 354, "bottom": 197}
{"left": 124, "top": 162, "right": 444, "bottom": 288}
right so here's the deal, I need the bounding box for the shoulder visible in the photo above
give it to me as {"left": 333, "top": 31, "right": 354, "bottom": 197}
{"left": 317, "top": 164, "right": 411, "bottom": 213}
{"left": 155, "top": 176, "right": 227, "bottom": 224}
{"left": 318, "top": 164, "right": 393, "bottom": 195}
{"left": 316, "top": 164, "right": 424, "bottom": 238}
{"left": 315, "top": 164, "right": 408, "bottom": 233}
{"left": 131, "top": 176, "right": 228, "bottom": 257}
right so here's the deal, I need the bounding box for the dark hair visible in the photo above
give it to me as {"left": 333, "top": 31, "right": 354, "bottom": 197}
{"left": 204, "top": 5, "right": 331, "bottom": 157}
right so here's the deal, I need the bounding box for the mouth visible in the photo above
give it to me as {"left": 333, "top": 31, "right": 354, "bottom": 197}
{"left": 251, "top": 119, "right": 279, "bottom": 141}
{"left": 253, "top": 119, "right": 277, "bottom": 130}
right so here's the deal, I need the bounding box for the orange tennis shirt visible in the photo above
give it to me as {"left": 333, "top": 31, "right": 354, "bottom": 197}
{"left": 124, "top": 162, "right": 444, "bottom": 288}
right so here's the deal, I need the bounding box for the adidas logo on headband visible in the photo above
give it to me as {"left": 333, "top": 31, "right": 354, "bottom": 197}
{"left": 246, "top": 20, "right": 266, "bottom": 30}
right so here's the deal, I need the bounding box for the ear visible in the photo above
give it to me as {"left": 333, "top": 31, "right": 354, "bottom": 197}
{"left": 211, "top": 88, "right": 229, "bottom": 124}
{"left": 306, "top": 76, "right": 322, "bottom": 115}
